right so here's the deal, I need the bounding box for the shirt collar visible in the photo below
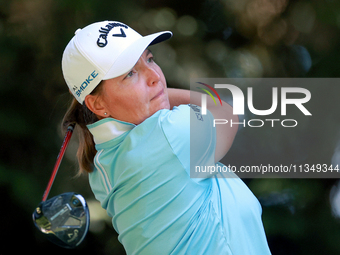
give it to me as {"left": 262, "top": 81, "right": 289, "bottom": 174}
{"left": 87, "top": 118, "right": 135, "bottom": 144}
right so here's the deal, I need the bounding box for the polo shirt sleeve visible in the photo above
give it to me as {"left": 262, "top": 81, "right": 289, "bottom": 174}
{"left": 161, "top": 104, "right": 217, "bottom": 178}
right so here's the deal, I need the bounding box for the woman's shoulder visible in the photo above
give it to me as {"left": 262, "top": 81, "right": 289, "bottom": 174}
{"left": 142, "top": 104, "right": 191, "bottom": 130}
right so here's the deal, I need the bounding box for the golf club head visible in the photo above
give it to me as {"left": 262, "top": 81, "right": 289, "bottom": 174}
{"left": 32, "top": 192, "right": 90, "bottom": 248}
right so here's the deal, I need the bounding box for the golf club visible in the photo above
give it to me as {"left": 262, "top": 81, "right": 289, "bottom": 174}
{"left": 32, "top": 124, "right": 90, "bottom": 248}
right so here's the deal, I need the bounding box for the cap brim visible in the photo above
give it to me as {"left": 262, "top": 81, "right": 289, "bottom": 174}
{"left": 103, "top": 31, "right": 172, "bottom": 80}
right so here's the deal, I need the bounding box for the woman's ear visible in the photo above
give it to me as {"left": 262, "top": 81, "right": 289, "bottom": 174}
{"left": 84, "top": 94, "right": 107, "bottom": 118}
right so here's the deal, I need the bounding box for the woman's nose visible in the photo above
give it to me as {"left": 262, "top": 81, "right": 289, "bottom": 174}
{"left": 144, "top": 65, "right": 160, "bottom": 87}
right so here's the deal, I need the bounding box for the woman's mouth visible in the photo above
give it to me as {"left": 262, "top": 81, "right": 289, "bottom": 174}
{"left": 151, "top": 89, "right": 164, "bottom": 101}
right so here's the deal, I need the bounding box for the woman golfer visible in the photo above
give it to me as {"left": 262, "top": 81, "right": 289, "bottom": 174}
{"left": 61, "top": 21, "right": 271, "bottom": 255}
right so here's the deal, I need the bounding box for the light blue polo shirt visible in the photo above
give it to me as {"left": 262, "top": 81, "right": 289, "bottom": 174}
{"left": 87, "top": 104, "right": 271, "bottom": 255}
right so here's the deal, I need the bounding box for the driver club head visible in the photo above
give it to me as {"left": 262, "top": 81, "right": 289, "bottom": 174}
{"left": 32, "top": 192, "right": 90, "bottom": 248}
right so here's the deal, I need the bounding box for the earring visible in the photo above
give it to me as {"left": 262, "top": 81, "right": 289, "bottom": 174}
{"left": 104, "top": 112, "right": 107, "bottom": 115}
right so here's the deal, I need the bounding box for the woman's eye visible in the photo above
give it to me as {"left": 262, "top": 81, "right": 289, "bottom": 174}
{"left": 147, "top": 56, "right": 154, "bottom": 63}
{"left": 125, "top": 70, "right": 134, "bottom": 79}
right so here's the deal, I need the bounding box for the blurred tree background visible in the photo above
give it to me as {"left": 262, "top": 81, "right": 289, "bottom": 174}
{"left": 1, "top": 0, "right": 340, "bottom": 254}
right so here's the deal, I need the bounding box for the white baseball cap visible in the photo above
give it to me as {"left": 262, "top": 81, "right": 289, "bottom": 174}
{"left": 62, "top": 21, "right": 172, "bottom": 104}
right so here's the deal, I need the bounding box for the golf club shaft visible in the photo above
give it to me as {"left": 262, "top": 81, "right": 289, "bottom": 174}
{"left": 42, "top": 123, "right": 76, "bottom": 202}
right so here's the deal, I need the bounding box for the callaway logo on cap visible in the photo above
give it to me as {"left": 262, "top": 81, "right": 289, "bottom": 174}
{"left": 62, "top": 21, "right": 172, "bottom": 104}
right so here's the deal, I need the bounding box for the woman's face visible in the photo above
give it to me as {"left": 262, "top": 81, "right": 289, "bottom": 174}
{"left": 96, "top": 49, "right": 170, "bottom": 125}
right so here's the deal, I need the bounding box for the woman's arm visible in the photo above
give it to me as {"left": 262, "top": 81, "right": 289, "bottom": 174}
{"left": 167, "top": 88, "right": 239, "bottom": 162}
{"left": 168, "top": 88, "right": 191, "bottom": 108}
